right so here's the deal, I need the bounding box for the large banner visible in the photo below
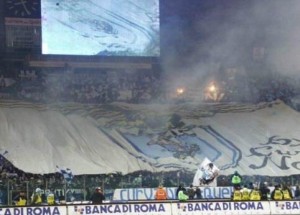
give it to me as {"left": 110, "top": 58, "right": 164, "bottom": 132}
{"left": 113, "top": 187, "right": 233, "bottom": 200}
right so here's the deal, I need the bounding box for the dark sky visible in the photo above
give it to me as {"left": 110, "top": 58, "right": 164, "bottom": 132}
{"left": 159, "top": 0, "right": 300, "bottom": 77}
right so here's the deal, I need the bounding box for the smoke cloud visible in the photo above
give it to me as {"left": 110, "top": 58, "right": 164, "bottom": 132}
{"left": 160, "top": 0, "right": 300, "bottom": 99}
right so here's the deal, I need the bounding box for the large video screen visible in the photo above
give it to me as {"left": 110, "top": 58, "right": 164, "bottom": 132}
{"left": 41, "top": 0, "right": 160, "bottom": 57}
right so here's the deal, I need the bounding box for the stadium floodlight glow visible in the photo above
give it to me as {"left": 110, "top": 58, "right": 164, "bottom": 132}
{"left": 208, "top": 83, "right": 217, "bottom": 93}
{"left": 176, "top": 87, "right": 185, "bottom": 96}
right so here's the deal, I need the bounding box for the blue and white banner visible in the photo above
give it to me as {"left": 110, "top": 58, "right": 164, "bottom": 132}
{"left": 113, "top": 187, "right": 233, "bottom": 201}
{"left": 56, "top": 165, "right": 74, "bottom": 183}
{"left": 113, "top": 186, "right": 298, "bottom": 201}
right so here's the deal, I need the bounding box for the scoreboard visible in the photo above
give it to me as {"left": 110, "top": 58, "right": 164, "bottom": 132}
{"left": 4, "top": 0, "right": 41, "bottom": 53}
{"left": 5, "top": 17, "right": 41, "bottom": 52}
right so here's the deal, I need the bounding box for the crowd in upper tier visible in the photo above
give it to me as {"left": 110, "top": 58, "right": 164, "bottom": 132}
{"left": 0, "top": 60, "right": 299, "bottom": 106}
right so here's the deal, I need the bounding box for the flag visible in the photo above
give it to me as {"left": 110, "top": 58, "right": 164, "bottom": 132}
{"left": 0, "top": 150, "right": 8, "bottom": 165}
{"left": 1, "top": 150, "right": 8, "bottom": 156}
{"left": 56, "top": 165, "right": 74, "bottom": 183}
{"left": 192, "top": 157, "right": 219, "bottom": 187}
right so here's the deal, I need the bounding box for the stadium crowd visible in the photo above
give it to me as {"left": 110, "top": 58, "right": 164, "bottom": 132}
{"left": 0, "top": 61, "right": 299, "bottom": 105}
{"left": 0, "top": 59, "right": 299, "bottom": 206}
{"left": 1, "top": 153, "right": 300, "bottom": 205}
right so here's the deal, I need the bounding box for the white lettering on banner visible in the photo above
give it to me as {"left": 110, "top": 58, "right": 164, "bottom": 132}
{"left": 0, "top": 206, "right": 64, "bottom": 215}
{"left": 72, "top": 203, "right": 166, "bottom": 214}
{"left": 202, "top": 187, "right": 233, "bottom": 199}
{"left": 114, "top": 187, "right": 233, "bottom": 200}
{"left": 119, "top": 188, "right": 155, "bottom": 200}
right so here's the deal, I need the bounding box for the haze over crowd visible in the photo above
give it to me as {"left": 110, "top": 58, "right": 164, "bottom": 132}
{"left": 160, "top": 0, "right": 300, "bottom": 95}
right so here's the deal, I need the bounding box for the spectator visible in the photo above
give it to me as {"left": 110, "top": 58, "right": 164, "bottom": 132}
{"left": 31, "top": 188, "right": 42, "bottom": 205}
{"left": 195, "top": 187, "right": 202, "bottom": 199}
{"left": 201, "top": 163, "right": 218, "bottom": 185}
{"left": 91, "top": 187, "right": 105, "bottom": 204}
{"left": 249, "top": 185, "right": 262, "bottom": 201}
{"left": 178, "top": 190, "right": 189, "bottom": 201}
{"left": 241, "top": 185, "right": 251, "bottom": 201}
{"left": 231, "top": 171, "right": 242, "bottom": 189}
{"left": 294, "top": 185, "right": 300, "bottom": 200}
{"left": 187, "top": 185, "right": 195, "bottom": 200}
{"left": 248, "top": 182, "right": 254, "bottom": 190}
{"left": 154, "top": 185, "right": 167, "bottom": 200}
{"left": 271, "top": 184, "right": 283, "bottom": 200}
{"left": 282, "top": 184, "right": 293, "bottom": 200}
{"left": 0, "top": 188, "right": 6, "bottom": 205}
{"left": 13, "top": 191, "right": 27, "bottom": 206}
{"left": 260, "top": 182, "right": 270, "bottom": 200}
{"left": 46, "top": 189, "right": 55, "bottom": 205}
{"left": 175, "top": 184, "right": 186, "bottom": 199}
{"left": 232, "top": 186, "right": 243, "bottom": 201}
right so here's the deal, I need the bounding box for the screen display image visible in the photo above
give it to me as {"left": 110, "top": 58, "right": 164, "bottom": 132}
{"left": 41, "top": 0, "right": 160, "bottom": 56}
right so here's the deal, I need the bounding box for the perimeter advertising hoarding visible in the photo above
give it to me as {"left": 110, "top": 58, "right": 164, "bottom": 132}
{"left": 269, "top": 201, "right": 300, "bottom": 215}
{"left": 68, "top": 203, "right": 171, "bottom": 215}
{"left": 0, "top": 202, "right": 299, "bottom": 215}
{"left": 0, "top": 206, "right": 67, "bottom": 215}
{"left": 67, "top": 202, "right": 271, "bottom": 215}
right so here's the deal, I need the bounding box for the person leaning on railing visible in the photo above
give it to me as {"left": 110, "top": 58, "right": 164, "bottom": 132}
{"left": 91, "top": 187, "right": 105, "bottom": 204}
{"left": 232, "top": 186, "right": 243, "bottom": 201}
{"left": 178, "top": 190, "right": 189, "bottom": 201}
{"left": 187, "top": 185, "right": 195, "bottom": 200}
{"left": 45, "top": 189, "right": 56, "bottom": 205}
{"left": 295, "top": 185, "right": 300, "bottom": 200}
{"left": 259, "top": 182, "right": 270, "bottom": 200}
{"left": 282, "top": 184, "right": 293, "bottom": 200}
{"left": 241, "top": 185, "right": 251, "bottom": 201}
{"left": 30, "top": 188, "right": 42, "bottom": 205}
{"left": 154, "top": 185, "right": 168, "bottom": 200}
{"left": 249, "top": 185, "right": 262, "bottom": 201}
{"left": 13, "top": 191, "right": 27, "bottom": 206}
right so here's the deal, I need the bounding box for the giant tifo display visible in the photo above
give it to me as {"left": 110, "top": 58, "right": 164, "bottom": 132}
{"left": 0, "top": 100, "right": 299, "bottom": 176}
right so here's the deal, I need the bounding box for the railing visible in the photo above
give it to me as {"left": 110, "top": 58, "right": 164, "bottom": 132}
{"left": 0, "top": 176, "right": 113, "bottom": 206}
